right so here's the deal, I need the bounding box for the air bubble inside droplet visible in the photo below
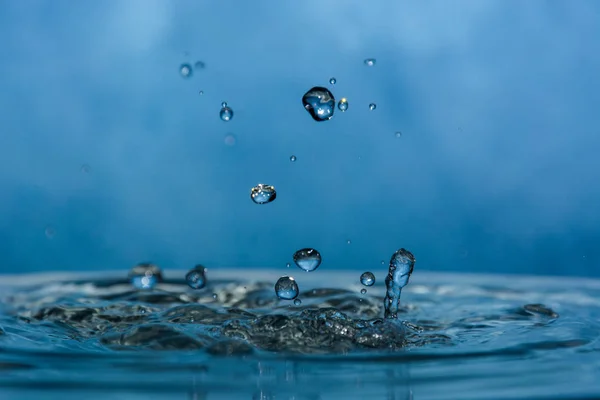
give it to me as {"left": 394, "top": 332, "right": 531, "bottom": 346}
{"left": 360, "top": 271, "right": 375, "bottom": 286}
{"left": 293, "top": 248, "right": 322, "bottom": 272}
{"left": 275, "top": 276, "right": 299, "bottom": 300}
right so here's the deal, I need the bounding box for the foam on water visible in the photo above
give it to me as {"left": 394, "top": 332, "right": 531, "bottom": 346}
{"left": 1, "top": 269, "right": 600, "bottom": 399}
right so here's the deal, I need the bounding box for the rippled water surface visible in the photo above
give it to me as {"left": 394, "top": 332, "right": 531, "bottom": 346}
{"left": 1, "top": 270, "right": 599, "bottom": 399}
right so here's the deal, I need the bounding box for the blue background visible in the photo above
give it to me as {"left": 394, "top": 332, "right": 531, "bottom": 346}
{"left": 0, "top": 0, "right": 598, "bottom": 276}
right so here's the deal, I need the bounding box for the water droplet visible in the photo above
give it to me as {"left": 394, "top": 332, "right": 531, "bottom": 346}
{"left": 360, "top": 288, "right": 367, "bottom": 294}
{"left": 224, "top": 134, "right": 236, "bottom": 146}
{"left": 395, "top": 131, "right": 402, "bottom": 138}
{"left": 220, "top": 106, "right": 233, "bottom": 121}
{"left": 369, "top": 103, "right": 377, "bottom": 111}
{"left": 360, "top": 271, "right": 375, "bottom": 286}
{"left": 302, "top": 86, "right": 335, "bottom": 122}
{"left": 275, "top": 276, "right": 299, "bottom": 300}
{"left": 185, "top": 265, "right": 207, "bottom": 289}
{"left": 381, "top": 260, "right": 385, "bottom": 265}
{"left": 194, "top": 61, "right": 205, "bottom": 69}
{"left": 338, "top": 98, "right": 348, "bottom": 112}
{"left": 364, "top": 58, "right": 376, "bottom": 66}
{"left": 221, "top": 101, "right": 227, "bottom": 108}
{"left": 199, "top": 90, "right": 204, "bottom": 95}
{"left": 384, "top": 248, "right": 416, "bottom": 319}
{"left": 329, "top": 77, "right": 336, "bottom": 85}
{"left": 293, "top": 298, "right": 302, "bottom": 306}
{"left": 44, "top": 225, "right": 55, "bottom": 239}
{"left": 289, "top": 155, "right": 296, "bottom": 162}
{"left": 212, "top": 293, "right": 218, "bottom": 299}
{"left": 293, "top": 248, "right": 322, "bottom": 272}
{"left": 80, "top": 164, "right": 91, "bottom": 173}
{"left": 250, "top": 183, "right": 277, "bottom": 204}
{"left": 180, "top": 63, "right": 192, "bottom": 78}
{"left": 286, "top": 262, "right": 291, "bottom": 268}
{"left": 347, "top": 239, "right": 352, "bottom": 244}
{"left": 128, "top": 262, "right": 162, "bottom": 290}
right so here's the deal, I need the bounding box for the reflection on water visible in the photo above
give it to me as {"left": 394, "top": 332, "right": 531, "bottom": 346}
{"left": 0, "top": 270, "right": 599, "bottom": 399}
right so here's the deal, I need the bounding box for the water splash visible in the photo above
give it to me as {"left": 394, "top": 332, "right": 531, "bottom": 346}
{"left": 384, "top": 248, "right": 416, "bottom": 319}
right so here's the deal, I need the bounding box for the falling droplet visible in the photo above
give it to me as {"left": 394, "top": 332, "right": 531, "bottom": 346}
{"left": 381, "top": 260, "right": 385, "bottom": 265}
{"left": 302, "top": 86, "right": 335, "bottom": 122}
{"left": 360, "top": 271, "right": 376, "bottom": 286}
{"left": 293, "top": 248, "right": 322, "bottom": 272}
{"left": 180, "top": 63, "right": 192, "bottom": 78}
{"left": 286, "top": 262, "right": 291, "bottom": 268}
{"left": 338, "top": 98, "right": 348, "bottom": 112}
{"left": 128, "top": 262, "right": 163, "bottom": 290}
{"left": 212, "top": 293, "right": 218, "bottom": 299}
{"left": 250, "top": 183, "right": 277, "bottom": 204}
{"left": 220, "top": 104, "right": 234, "bottom": 121}
{"left": 329, "top": 77, "right": 336, "bottom": 85}
{"left": 185, "top": 265, "right": 207, "bottom": 289}
{"left": 395, "top": 131, "right": 402, "bottom": 138}
{"left": 199, "top": 90, "right": 204, "bottom": 95}
{"left": 364, "top": 58, "right": 376, "bottom": 66}
{"left": 369, "top": 103, "right": 377, "bottom": 111}
{"left": 347, "top": 239, "right": 352, "bottom": 244}
{"left": 384, "top": 248, "right": 416, "bottom": 319}
{"left": 194, "top": 61, "right": 206, "bottom": 69}
{"left": 361, "top": 288, "right": 367, "bottom": 294}
{"left": 275, "top": 276, "right": 299, "bottom": 300}
{"left": 289, "top": 155, "right": 296, "bottom": 162}
{"left": 224, "top": 134, "right": 236, "bottom": 146}
{"left": 294, "top": 298, "right": 302, "bottom": 306}
{"left": 44, "top": 225, "right": 55, "bottom": 239}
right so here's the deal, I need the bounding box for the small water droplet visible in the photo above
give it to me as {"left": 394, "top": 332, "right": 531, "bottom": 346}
{"left": 361, "top": 288, "right": 367, "bottom": 294}
{"left": 80, "top": 164, "right": 91, "bottom": 173}
{"left": 194, "top": 61, "right": 205, "bottom": 69}
{"left": 360, "top": 271, "right": 376, "bottom": 286}
{"left": 302, "top": 86, "right": 335, "bottom": 122}
{"left": 395, "top": 131, "right": 402, "bottom": 138}
{"left": 289, "top": 155, "right": 296, "bottom": 162}
{"left": 381, "top": 260, "right": 385, "bottom": 265}
{"left": 199, "top": 90, "right": 204, "bottom": 95}
{"left": 275, "top": 276, "right": 299, "bottom": 300}
{"left": 338, "top": 98, "right": 348, "bottom": 112}
{"left": 369, "top": 103, "right": 377, "bottom": 111}
{"left": 294, "top": 298, "right": 302, "bottom": 306}
{"left": 185, "top": 265, "right": 207, "bottom": 289}
{"left": 293, "top": 248, "right": 322, "bottom": 272}
{"left": 128, "top": 262, "right": 162, "bottom": 290}
{"left": 224, "top": 134, "right": 236, "bottom": 146}
{"left": 286, "top": 262, "right": 291, "bottom": 268}
{"left": 221, "top": 101, "right": 227, "bottom": 108}
{"left": 364, "top": 58, "right": 376, "bottom": 66}
{"left": 220, "top": 105, "right": 234, "bottom": 121}
{"left": 250, "top": 183, "right": 276, "bottom": 204}
{"left": 329, "top": 77, "right": 336, "bottom": 85}
{"left": 212, "top": 293, "right": 218, "bottom": 299}
{"left": 180, "top": 63, "right": 192, "bottom": 78}
{"left": 347, "top": 239, "right": 352, "bottom": 244}
{"left": 44, "top": 225, "right": 55, "bottom": 239}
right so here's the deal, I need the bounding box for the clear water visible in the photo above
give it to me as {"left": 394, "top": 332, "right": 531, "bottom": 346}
{"left": 1, "top": 269, "right": 599, "bottom": 399}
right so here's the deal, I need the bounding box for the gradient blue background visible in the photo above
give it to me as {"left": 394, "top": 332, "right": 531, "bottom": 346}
{"left": 0, "top": 0, "right": 598, "bottom": 276}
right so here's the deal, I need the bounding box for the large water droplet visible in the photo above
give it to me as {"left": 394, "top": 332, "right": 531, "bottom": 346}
{"left": 329, "top": 77, "right": 336, "bottom": 85}
{"left": 302, "top": 86, "right": 335, "bottom": 122}
{"left": 293, "top": 248, "right": 322, "bottom": 272}
{"left": 250, "top": 183, "right": 277, "bottom": 204}
{"left": 369, "top": 103, "right": 377, "bottom": 111}
{"left": 220, "top": 104, "right": 233, "bottom": 121}
{"left": 129, "top": 262, "right": 163, "bottom": 290}
{"left": 384, "top": 248, "right": 416, "bottom": 319}
{"left": 180, "top": 63, "right": 192, "bottom": 78}
{"left": 360, "top": 271, "right": 375, "bottom": 286}
{"left": 338, "top": 98, "right": 348, "bottom": 112}
{"left": 185, "top": 265, "right": 207, "bottom": 289}
{"left": 364, "top": 58, "right": 376, "bottom": 66}
{"left": 275, "top": 276, "right": 299, "bottom": 300}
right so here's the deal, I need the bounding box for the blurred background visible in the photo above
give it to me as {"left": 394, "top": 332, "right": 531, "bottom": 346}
{"left": 0, "top": 0, "right": 598, "bottom": 277}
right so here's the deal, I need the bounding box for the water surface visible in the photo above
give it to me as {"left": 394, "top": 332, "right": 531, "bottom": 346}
{"left": 1, "top": 269, "right": 599, "bottom": 399}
